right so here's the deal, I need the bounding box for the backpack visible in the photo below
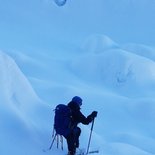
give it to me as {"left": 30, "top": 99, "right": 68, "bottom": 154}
{"left": 54, "top": 104, "right": 72, "bottom": 137}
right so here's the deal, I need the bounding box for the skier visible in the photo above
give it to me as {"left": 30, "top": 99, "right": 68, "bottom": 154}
{"left": 66, "top": 96, "right": 98, "bottom": 155}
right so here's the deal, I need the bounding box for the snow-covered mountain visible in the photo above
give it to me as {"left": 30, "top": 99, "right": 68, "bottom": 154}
{"left": 1, "top": 34, "right": 155, "bottom": 155}
{"left": 1, "top": 0, "right": 155, "bottom": 155}
{"left": 0, "top": 51, "right": 51, "bottom": 155}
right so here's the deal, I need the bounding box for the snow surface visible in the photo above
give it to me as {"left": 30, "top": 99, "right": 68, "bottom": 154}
{"left": 1, "top": 34, "right": 155, "bottom": 155}
{"left": 1, "top": 0, "right": 155, "bottom": 155}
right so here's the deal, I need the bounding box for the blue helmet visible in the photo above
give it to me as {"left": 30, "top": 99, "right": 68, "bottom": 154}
{"left": 72, "top": 96, "right": 82, "bottom": 106}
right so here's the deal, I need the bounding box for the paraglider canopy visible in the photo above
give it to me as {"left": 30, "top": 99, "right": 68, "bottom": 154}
{"left": 54, "top": 0, "right": 67, "bottom": 6}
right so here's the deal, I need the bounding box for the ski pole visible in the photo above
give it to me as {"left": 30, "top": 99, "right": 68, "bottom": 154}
{"left": 57, "top": 134, "right": 59, "bottom": 149}
{"left": 43, "top": 133, "right": 57, "bottom": 152}
{"left": 49, "top": 133, "right": 57, "bottom": 150}
{"left": 86, "top": 118, "right": 95, "bottom": 155}
{"left": 60, "top": 135, "right": 63, "bottom": 150}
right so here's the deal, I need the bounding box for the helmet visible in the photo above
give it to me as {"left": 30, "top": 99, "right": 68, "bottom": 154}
{"left": 72, "top": 96, "right": 82, "bottom": 106}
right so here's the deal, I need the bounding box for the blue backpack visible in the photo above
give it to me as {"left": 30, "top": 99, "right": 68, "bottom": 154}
{"left": 54, "top": 104, "right": 72, "bottom": 137}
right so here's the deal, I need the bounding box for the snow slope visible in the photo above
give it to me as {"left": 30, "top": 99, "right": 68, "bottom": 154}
{"left": 0, "top": 51, "right": 51, "bottom": 155}
{"left": 1, "top": 0, "right": 155, "bottom": 154}
{"left": 1, "top": 34, "right": 155, "bottom": 155}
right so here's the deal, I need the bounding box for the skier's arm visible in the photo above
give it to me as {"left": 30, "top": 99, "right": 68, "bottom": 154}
{"left": 78, "top": 111, "right": 97, "bottom": 125}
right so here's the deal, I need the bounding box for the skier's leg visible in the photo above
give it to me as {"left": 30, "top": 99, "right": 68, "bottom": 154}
{"left": 74, "top": 127, "right": 81, "bottom": 148}
{"left": 66, "top": 132, "right": 76, "bottom": 155}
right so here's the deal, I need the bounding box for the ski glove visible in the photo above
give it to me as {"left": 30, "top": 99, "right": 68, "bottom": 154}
{"left": 91, "top": 111, "right": 98, "bottom": 118}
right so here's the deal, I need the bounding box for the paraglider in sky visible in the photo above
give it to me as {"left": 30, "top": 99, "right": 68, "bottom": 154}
{"left": 54, "top": 0, "right": 67, "bottom": 6}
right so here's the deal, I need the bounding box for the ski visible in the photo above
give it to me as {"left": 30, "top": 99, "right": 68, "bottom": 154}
{"left": 43, "top": 149, "right": 99, "bottom": 155}
{"left": 76, "top": 150, "right": 99, "bottom": 155}
{"left": 89, "top": 150, "right": 99, "bottom": 154}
